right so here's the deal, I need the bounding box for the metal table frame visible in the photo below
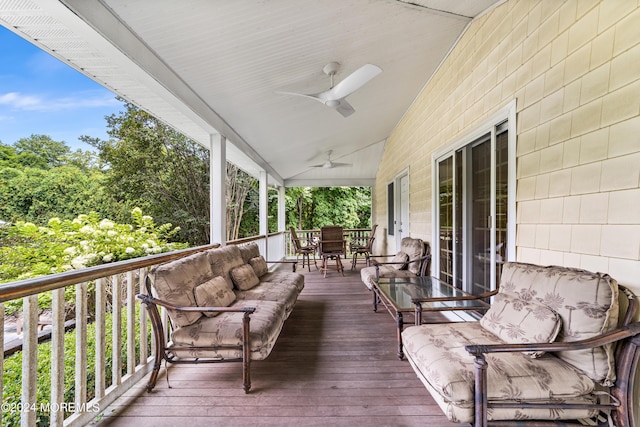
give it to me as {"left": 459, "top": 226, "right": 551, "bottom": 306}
{"left": 372, "top": 276, "right": 493, "bottom": 359}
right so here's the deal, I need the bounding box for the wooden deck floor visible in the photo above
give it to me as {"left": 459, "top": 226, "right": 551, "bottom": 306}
{"left": 93, "top": 263, "right": 454, "bottom": 426}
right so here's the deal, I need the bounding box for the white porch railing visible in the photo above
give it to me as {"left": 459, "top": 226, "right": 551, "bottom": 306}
{"left": 0, "top": 229, "right": 359, "bottom": 426}
{"left": 0, "top": 243, "right": 219, "bottom": 427}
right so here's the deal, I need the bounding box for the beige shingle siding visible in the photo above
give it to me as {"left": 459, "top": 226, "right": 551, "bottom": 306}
{"left": 374, "top": 0, "right": 640, "bottom": 293}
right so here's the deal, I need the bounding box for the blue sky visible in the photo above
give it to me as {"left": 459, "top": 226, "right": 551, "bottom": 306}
{"left": 0, "top": 26, "right": 123, "bottom": 150}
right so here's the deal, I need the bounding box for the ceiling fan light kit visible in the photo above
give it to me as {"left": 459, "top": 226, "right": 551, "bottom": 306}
{"left": 279, "top": 62, "right": 382, "bottom": 117}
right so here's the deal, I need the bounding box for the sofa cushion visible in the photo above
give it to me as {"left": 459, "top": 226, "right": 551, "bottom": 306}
{"left": 208, "top": 245, "right": 245, "bottom": 289}
{"left": 149, "top": 251, "right": 212, "bottom": 327}
{"left": 260, "top": 271, "right": 305, "bottom": 292}
{"left": 169, "top": 300, "right": 285, "bottom": 360}
{"left": 193, "top": 276, "right": 236, "bottom": 317}
{"left": 499, "top": 263, "right": 619, "bottom": 386}
{"left": 249, "top": 256, "right": 269, "bottom": 277}
{"left": 402, "top": 322, "right": 598, "bottom": 423}
{"left": 390, "top": 251, "right": 409, "bottom": 270}
{"left": 235, "top": 282, "right": 299, "bottom": 319}
{"left": 238, "top": 242, "right": 261, "bottom": 264}
{"left": 480, "top": 293, "right": 562, "bottom": 358}
{"left": 230, "top": 264, "right": 260, "bottom": 290}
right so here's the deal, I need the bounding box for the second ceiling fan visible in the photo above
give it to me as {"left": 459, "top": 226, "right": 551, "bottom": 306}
{"left": 280, "top": 62, "right": 382, "bottom": 118}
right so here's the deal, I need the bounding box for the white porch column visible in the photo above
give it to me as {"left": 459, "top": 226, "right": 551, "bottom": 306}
{"left": 259, "top": 170, "right": 268, "bottom": 256}
{"left": 210, "top": 134, "right": 226, "bottom": 245}
{"left": 277, "top": 186, "right": 286, "bottom": 232}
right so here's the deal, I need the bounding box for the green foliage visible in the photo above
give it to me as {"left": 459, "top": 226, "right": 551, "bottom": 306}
{"left": 1, "top": 305, "right": 151, "bottom": 427}
{"left": 285, "top": 186, "right": 371, "bottom": 230}
{"left": 0, "top": 209, "right": 186, "bottom": 284}
{"left": 12, "top": 135, "right": 71, "bottom": 169}
{"left": 81, "top": 102, "right": 211, "bottom": 245}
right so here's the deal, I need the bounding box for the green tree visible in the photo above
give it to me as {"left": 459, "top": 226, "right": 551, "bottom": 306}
{"left": 82, "top": 103, "right": 210, "bottom": 245}
{"left": 13, "top": 134, "right": 71, "bottom": 169}
{"left": 83, "top": 102, "right": 258, "bottom": 245}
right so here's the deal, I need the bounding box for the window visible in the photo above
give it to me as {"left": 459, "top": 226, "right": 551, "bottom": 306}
{"left": 433, "top": 103, "right": 515, "bottom": 295}
{"left": 387, "top": 182, "right": 394, "bottom": 236}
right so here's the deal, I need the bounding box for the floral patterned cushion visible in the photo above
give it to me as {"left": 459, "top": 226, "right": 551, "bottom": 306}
{"left": 480, "top": 293, "right": 562, "bottom": 358}
{"left": 193, "top": 276, "right": 236, "bottom": 317}
{"left": 400, "top": 237, "right": 425, "bottom": 274}
{"left": 149, "top": 251, "right": 213, "bottom": 327}
{"left": 402, "top": 322, "right": 598, "bottom": 423}
{"left": 238, "top": 242, "right": 261, "bottom": 264}
{"left": 249, "top": 256, "right": 269, "bottom": 277}
{"left": 499, "top": 263, "right": 619, "bottom": 386}
{"left": 390, "top": 251, "right": 409, "bottom": 270}
{"left": 260, "top": 271, "right": 305, "bottom": 292}
{"left": 169, "top": 300, "right": 285, "bottom": 360}
{"left": 207, "top": 245, "right": 245, "bottom": 289}
{"left": 235, "top": 282, "right": 299, "bottom": 319}
{"left": 230, "top": 264, "right": 260, "bottom": 290}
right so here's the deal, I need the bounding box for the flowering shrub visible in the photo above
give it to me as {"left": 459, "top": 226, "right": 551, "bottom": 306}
{"left": 0, "top": 208, "right": 188, "bottom": 284}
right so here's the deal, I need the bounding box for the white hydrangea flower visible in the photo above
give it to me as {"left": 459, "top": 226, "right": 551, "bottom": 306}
{"left": 64, "top": 247, "right": 77, "bottom": 255}
{"left": 125, "top": 247, "right": 135, "bottom": 254}
{"left": 99, "top": 219, "right": 115, "bottom": 229}
{"left": 103, "top": 253, "right": 114, "bottom": 262}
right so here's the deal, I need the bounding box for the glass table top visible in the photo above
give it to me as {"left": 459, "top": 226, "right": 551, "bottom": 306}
{"left": 374, "top": 276, "right": 491, "bottom": 311}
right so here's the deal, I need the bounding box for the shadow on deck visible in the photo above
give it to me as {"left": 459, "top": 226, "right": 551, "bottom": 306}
{"left": 92, "top": 263, "right": 453, "bottom": 426}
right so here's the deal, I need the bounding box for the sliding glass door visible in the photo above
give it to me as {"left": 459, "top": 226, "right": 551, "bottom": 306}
{"left": 436, "top": 124, "right": 510, "bottom": 295}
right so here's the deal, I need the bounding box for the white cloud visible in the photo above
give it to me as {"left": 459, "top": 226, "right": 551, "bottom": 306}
{"left": 0, "top": 91, "right": 119, "bottom": 112}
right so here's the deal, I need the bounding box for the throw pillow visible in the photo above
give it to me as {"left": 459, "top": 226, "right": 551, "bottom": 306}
{"left": 390, "top": 251, "right": 409, "bottom": 270}
{"left": 249, "top": 256, "right": 269, "bottom": 277}
{"left": 230, "top": 264, "right": 260, "bottom": 290}
{"left": 193, "top": 276, "right": 236, "bottom": 317}
{"left": 480, "top": 293, "right": 562, "bottom": 358}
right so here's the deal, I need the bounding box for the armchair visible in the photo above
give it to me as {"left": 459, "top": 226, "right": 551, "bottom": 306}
{"left": 350, "top": 224, "right": 377, "bottom": 270}
{"left": 401, "top": 262, "right": 640, "bottom": 426}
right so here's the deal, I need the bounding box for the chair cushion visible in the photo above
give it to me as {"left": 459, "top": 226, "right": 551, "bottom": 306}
{"left": 230, "top": 264, "right": 260, "bottom": 290}
{"left": 480, "top": 293, "right": 562, "bottom": 358}
{"left": 193, "top": 276, "right": 236, "bottom": 317}
{"left": 399, "top": 237, "right": 424, "bottom": 274}
{"left": 499, "top": 263, "right": 619, "bottom": 386}
{"left": 149, "top": 251, "right": 212, "bottom": 327}
{"left": 390, "top": 251, "right": 409, "bottom": 270}
{"left": 402, "top": 322, "right": 598, "bottom": 423}
{"left": 249, "top": 256, "right": 269, "bottom": 277}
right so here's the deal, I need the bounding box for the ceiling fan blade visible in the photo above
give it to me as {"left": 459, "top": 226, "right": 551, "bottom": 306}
{"left": 335, "top": 100, "right": 355, "bottom": 117}
{"left": 326, "top": 64, "right": 382, "bottom": 100}
{"left": 276, "top": 90, "right": 324, "bottom": 103}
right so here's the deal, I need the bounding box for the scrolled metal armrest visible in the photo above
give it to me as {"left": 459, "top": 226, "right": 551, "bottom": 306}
{"left": 465, "top": 322, "right": 640, "bottom": 357}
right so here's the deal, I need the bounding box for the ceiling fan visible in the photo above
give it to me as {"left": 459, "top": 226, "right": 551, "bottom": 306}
{"left": 311, "top": 150, "right": 352, "bottom": 169}
{"left": 279, "top": 62, "right": 382, "bottom": 118}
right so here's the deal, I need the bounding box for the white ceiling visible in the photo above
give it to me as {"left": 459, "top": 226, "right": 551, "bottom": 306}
{"left": 0, "top": 0, "right": 502, "bottom": 186}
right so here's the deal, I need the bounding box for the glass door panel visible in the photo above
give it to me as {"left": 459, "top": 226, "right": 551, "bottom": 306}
{"left": 471, "top": 140, "right": 491, "bottom": 295}
{"left": 438, "top": 157, "right": 453, "bottom": 285}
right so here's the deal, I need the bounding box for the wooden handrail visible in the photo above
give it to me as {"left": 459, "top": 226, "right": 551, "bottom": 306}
{"left": 0, "top": 243, "right": 220, "bottom": 303}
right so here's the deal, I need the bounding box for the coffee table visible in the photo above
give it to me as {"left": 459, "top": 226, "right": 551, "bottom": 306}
{"left": 372, "top": 276, "right": 492, "bottom": 359}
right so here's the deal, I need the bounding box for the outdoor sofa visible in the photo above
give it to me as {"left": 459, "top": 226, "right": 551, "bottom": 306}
{"left": 401, "top": 262, "right": 640, "bottom": 426}
{"left": 138, "top": 242, "right": 304, "bottom": 393}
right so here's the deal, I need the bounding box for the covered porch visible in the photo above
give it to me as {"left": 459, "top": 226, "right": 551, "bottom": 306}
{"left": 92, "top": 265, "right": 450, "bottom": 427}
